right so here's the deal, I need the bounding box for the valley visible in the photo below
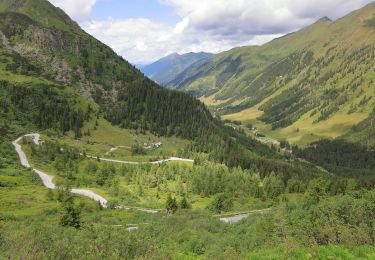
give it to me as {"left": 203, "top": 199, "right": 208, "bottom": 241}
{"left": 165, "top": 4, "right": 375, "bottom": 147}
{"left": 1, "top": 0, "right": 375, "bottom": 259}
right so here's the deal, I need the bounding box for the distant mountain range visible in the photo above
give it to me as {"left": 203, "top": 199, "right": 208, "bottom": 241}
{"left": 164, "top": 3, "right": 375, "bottom": 148}
{"left": 140, "top": 52, "right": 212, "bottom": 86}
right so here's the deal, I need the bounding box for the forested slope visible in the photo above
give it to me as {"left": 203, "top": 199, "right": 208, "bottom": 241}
{"left": 0, "top": 2, "right": 213, "bottom": 140}
{"left": 0, "top": 0, "right": 221, "bottom": 147}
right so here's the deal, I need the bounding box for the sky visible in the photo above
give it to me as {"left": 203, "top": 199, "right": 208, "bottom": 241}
{"left": 48, "top": 0, "right": 374, "bottom": 64}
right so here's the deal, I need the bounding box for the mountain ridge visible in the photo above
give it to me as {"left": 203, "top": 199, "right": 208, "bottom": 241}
{"left": 0, "top": 0, "right": 83, "bottom": 33}
{"left": 141, "top": 51, "right": 212, "bottom": 86}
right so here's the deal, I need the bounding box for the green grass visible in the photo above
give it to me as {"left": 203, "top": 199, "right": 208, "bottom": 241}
{"left": 0, "top": 50, "right": 53, "bottom": 85}
{"left": 22, "top": 134, "right": 200, "bottom": 210}
{"left": 0, "top": 168, "right": 59, "bottom": 219}
{"left": 3, "top": 136, "right": 375, "bottom": 259}
{"left": 59, "top": 117, "right": 191, "bottom": 160}
{"left": 246, "top": 245, "right": 375, "bottom": 259}
{"left": 23, "top": 148, "right": 214, "bottom": 210}
{"left": 224, "top": 102, "right": 372, "bottom": 147}
{"left": 21, "top": 131, "right": 272, "bottom": 212}
{"left": 0, "top": 166, "right": 94, "bottom": 221}
{"left": 0, "top": 161, "right": 160, "bottom": 226}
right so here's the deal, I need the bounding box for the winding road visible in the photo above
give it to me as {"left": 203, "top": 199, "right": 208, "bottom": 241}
{"left": 13, "top": 134, "right": 108, "bottom": 207}
{"left": 13, "top": 133, "right": 190, "bottom": 212}
{"left": 218, "top": 208, "right": 272, "bottom": 224}
{"left": 86, "top": 155, "right": 194, "bottom": 165}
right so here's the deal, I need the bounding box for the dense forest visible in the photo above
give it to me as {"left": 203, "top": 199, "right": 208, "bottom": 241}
{"left": 294, "top": 139, "right": 375, "bottom": 177}
{"left": 0, "top": 81, "right": 91, "bottom": 135}
{"left": 0, "top": 4, "right": 294, "bottom": 178}
{"left": 103, "top": 78, "right": 213, "bottom": 139}
{"left": 0, "top": 73, "right": 330, "bottom": 194}
{"left": 165, "top": 4, "right": 375, "bottom": 150}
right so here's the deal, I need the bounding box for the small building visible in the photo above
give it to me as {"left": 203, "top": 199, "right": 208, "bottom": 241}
{"left": 144, "top": 142, "right": 162, "bottom": 149}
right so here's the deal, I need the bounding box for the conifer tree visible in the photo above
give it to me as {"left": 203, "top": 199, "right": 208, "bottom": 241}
{"left": 165, "top": 194, "right": 178, "bottom": 213}
{"left": 59, "top": 186, "right": 81, "bottom": 229}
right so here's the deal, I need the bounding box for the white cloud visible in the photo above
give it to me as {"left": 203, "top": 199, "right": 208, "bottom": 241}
{"left": 83, "top": 18, "right": 176, "bottom": 63}
{"left": 83, "top": 17, "right": 279, "bottom": 64}
{"left": 174, "top": 18, "right": 190, "bottom": 34}
{"left": 48, "top": 0, "right": 96, "bottom": 21}
{"left": 51, "top": 0, "right": 375, "bottom": 63}
{"left": 161, "top": 0, "right": 374, "bottom": 36}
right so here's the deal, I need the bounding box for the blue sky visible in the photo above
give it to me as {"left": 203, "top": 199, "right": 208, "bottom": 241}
{"left": 49, "top": 0, "right": 375, "bottom": 64}
{"left": 92, "top": 0, "right": 179, "bottom": 25}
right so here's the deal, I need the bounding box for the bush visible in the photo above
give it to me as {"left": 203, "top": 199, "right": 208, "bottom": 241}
{"left": 208, "top": 193, "right": 233, "bottom": 213}
{"left": 179, "top": 196, "right": 191, "bottom": 209}
{"left": 131, "top": 143, "right": 146, "bottom": 155}
{"left": 166, "top": 194, "right": 178, "bottom": 214}
{"left": 59, "top": 187, "right": 81, "bottom": 229}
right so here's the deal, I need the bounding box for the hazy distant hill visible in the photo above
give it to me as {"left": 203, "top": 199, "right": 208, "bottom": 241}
{"left": 141, "top": 52, "right": 212, "bottom": 86}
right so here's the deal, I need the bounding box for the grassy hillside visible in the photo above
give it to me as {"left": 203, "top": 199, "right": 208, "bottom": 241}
{"left": 169, "top": 4, "right": 375, "bottom": 147}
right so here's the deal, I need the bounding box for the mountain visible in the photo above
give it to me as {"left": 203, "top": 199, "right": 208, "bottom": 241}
{"left": 167, "top": 4, "right": 375, "bottom": 147}
{"left": 0, "top": 0, "right": 299, "bottom": 172}
{"left": 0, "top": 0, "right": 220, "bottom": 140}
{"left": 141, "top": 52, "right": 212, "bottom": 86}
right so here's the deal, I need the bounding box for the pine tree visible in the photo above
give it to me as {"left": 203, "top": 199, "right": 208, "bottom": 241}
{"left": 60, "top": 201, "right": 81, "bottom": 229}
{"left": 165, "top": 194, "right": 178, "bottom": 214}
{"left": 59, "top": 187, "right": 81, "bottom": 229}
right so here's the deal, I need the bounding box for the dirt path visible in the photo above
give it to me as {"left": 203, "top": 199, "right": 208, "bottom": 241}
{"left": 218, "top": 208, "right": 272, "bottom": 224}
{"left": 105, "top": 146, "right": 130, "bottom": 155}
{"left": 87, "top": 155, "right": 194, "bottom": 165}
{"left": 14, "top": 134, "right": 274, "bottom": 221}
